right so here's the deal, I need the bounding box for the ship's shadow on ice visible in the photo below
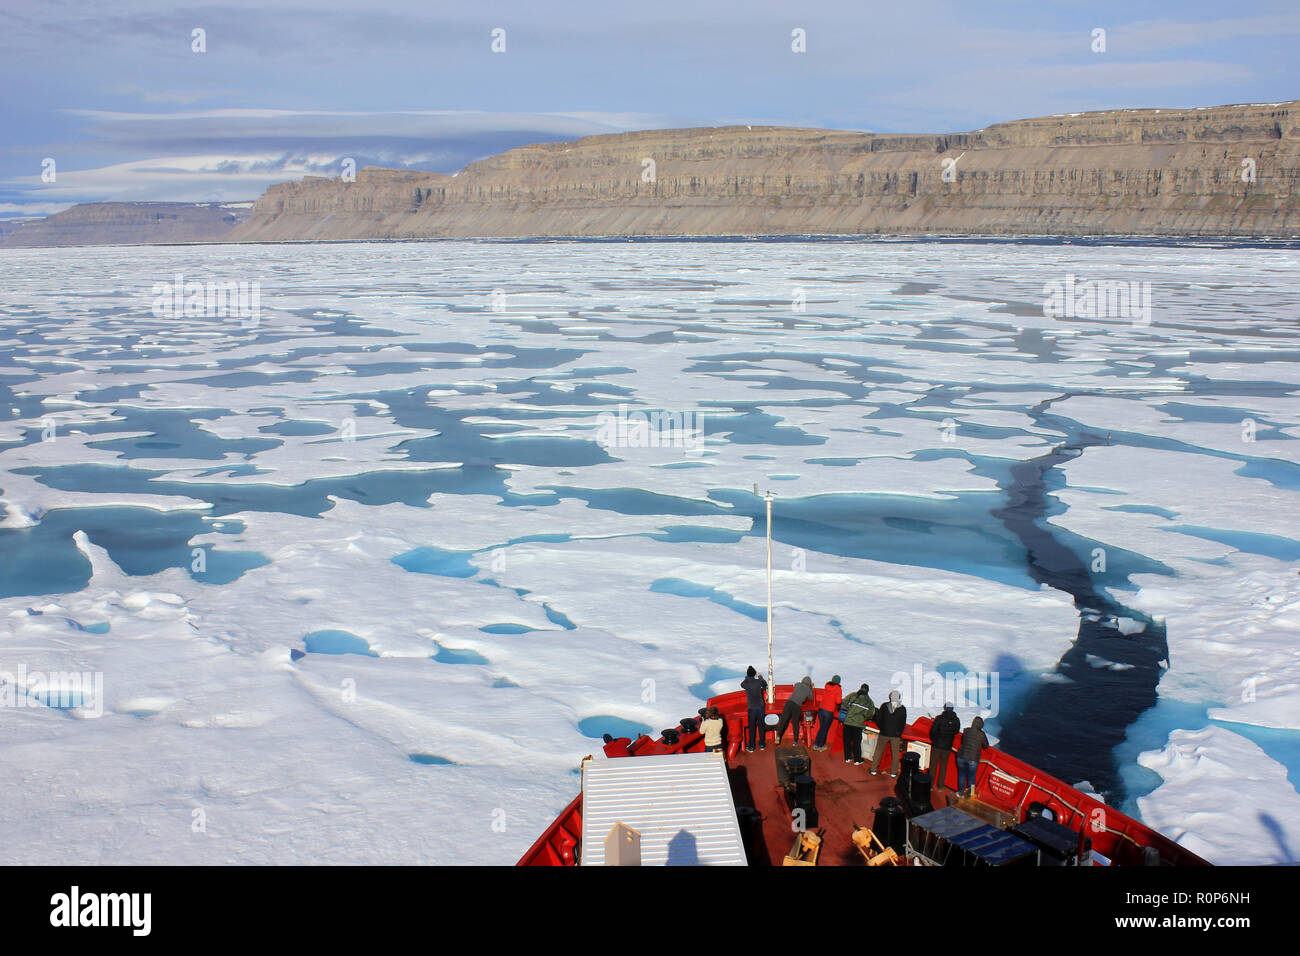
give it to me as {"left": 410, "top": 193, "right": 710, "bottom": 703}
{"left": 1259, "top": 812, "right": 1294, "bottom": 864}
{"left": 993, "top": 409, "right": 1170, "bottom": 802}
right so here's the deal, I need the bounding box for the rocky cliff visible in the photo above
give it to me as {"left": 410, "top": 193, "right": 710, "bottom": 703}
{"left": 1, "top": 202, "right": 250, "bottom": 248}
{"left": 230, "top": 101, "right": 1300, "bottom": 240}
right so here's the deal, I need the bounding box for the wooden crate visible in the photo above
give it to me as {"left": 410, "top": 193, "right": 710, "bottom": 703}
{"left": 953, "top": 793, "right": 1017, "bottom": 829}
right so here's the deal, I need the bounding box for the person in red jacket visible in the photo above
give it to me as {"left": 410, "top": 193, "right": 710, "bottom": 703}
{"left": 812, "top": 675, "right": 842, "bottom": 751}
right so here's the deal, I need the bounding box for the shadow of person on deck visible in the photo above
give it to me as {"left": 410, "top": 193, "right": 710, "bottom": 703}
{"left": 727, "top": 764, "right": 769, "bottom": 865}
{"left": 666, "top": 829, "right": 700, "bottom": 865}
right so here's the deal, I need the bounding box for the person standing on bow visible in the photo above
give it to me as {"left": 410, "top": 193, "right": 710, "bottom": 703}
{"left": 928, "top": 702, "right": 961, "bottom": 791}
{"left": 775, "top": 675, "right": 814, "bottom": 746}
{"left": 812, "top": 675, "right": 842, "bottom": 752}
{"left": 741, "top": 666, "right": 768, "bottom": 752}
{"left": 956, "top": 715, "right": 989, "bottom": 796}
{"left": 701, "top": 705, "right": 725, "bottom": 754}
{"left": 870, "top": 689, "right": 908, "bottom": 777}
{"left": 839, "top": 683, "right": 876, "bottom": 765}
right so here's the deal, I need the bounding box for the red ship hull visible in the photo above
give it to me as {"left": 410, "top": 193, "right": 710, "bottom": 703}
{"left": 518, "top": 686, "right": 1210, "bottom": 866}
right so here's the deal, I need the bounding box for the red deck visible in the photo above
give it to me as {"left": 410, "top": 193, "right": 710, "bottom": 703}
{"left": 728, "top": 739, "right": 959, "bottom": 865}
{"left": 518, "top": 687, "right": 1210, "bottom": 866}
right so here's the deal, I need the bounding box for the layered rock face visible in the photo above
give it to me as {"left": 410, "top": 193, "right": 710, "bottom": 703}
{"left": 1, "top": 202, "right": 249, "bottom": 248}
{"left": 232, "top": 102, "right": 1300, "bottom": 240}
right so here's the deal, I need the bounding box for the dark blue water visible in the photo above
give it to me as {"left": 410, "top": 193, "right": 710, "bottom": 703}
{"left": 993, "top": 400, "right": 1172, "bottom": 800}
{"left": 0, "top": 507, "right": 266, "bottom": 598}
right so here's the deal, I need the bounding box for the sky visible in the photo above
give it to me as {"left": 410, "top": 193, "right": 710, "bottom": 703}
{"left": 1, "top": 0, "right": 1297, "bottom": 217}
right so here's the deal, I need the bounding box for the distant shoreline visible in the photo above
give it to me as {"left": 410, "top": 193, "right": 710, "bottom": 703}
{"left": 6, "top": 99, "right": 1299, "bottom": 248}
{"left": 6, "top": 233, "right": 1300, "bottom": 252}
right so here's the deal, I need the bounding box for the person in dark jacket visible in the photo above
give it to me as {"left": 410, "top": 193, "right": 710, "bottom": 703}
{"left": 741, "top": 666, "right": 768, "bottom": 751}
{"left": 956, "top": 715, "right": 988, "bottom": 796}
{"left": 839, "top": 683, "right": 875, "bottom": 765}
{"left": 928, "top": 702, "right": 961, "bottom": 791}
{"left": 870, "top": 689, "right": 907, "bottom": 777}
{"left": 775, "top": 676, "right": 813, "bottom": 746}
{"left": 813, "top": 675, "right": 842, "bottom": 751}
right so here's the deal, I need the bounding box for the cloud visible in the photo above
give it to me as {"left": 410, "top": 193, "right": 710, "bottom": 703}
{"left": 2, "top": 109, "right": 674, "bottom": 205}
{"left": 65, "top": 108, "right": 671, "bottom": 148}
{"left": 103, "top": 84, "right": 245, "bottom": 105}
{"left": 0, "top": 202, "right": 73, "bottom": 218}
{"left": 5, "top": 153, "right": 310, "bottom": 205}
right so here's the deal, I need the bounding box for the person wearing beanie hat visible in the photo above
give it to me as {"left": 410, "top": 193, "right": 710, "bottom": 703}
{"left": 928, "top": 701, "right": 961, "bottom": 791}
{"left": 870, "top": 689, "right": 908, "bottom": 777}
{"left": 740, "top": 665, "right": 769, "bottom": 752}
{"left": 812, "top": 675, "right": 843, "bottom": 751}
{"left": 838, "top": 682, "right": 876, "bottom": 765}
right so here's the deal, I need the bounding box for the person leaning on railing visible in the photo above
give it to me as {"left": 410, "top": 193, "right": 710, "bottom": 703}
{"left": 775, "top": 676, "right": 814, "bottom": 745}
{"left": 812, "top": 675, "right": 842, "bottom": 752}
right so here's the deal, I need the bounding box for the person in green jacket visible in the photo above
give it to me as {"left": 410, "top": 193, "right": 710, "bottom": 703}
{"left": 839, "top": 683, "right": 876, "bottom": 766}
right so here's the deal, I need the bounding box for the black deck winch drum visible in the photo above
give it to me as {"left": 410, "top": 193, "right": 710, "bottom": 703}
{"left": 778, "top": 758, "right": 808, "bottom": 788}
{"left": 661, "top": 728, "right": 680, "bottom": 745}
{"left": 775, "top": 744, "right": 810, "bottom": 790}
{"left": 894, "top": 756, "right": 932, "bottom": 816}
{"left": 909, "top": 771, "right": 933, "bottom": 815}
{"left": 679, "top": 717, "right": 700, "bottom": 735}
{"left": 894, "top": 750, "right": 922, "bottom": 804}
{"left": 792, "top": 774, "right": 818, "bottom": 828}
{"left": 873, "top": 797, "right": 908, "bottom": 854}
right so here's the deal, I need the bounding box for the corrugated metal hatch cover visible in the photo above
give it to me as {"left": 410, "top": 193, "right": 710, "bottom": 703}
{"left": 580, "top": 752, "right": 747, "bottom": 866}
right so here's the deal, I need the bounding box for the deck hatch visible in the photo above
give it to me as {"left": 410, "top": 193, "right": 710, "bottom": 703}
{"left": 579, "top": 752, "right": 747, "bottom": 866}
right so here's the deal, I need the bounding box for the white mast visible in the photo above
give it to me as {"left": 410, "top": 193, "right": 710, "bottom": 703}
{"left": 765, "top": 489, "right": 775, "bottom": 704}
